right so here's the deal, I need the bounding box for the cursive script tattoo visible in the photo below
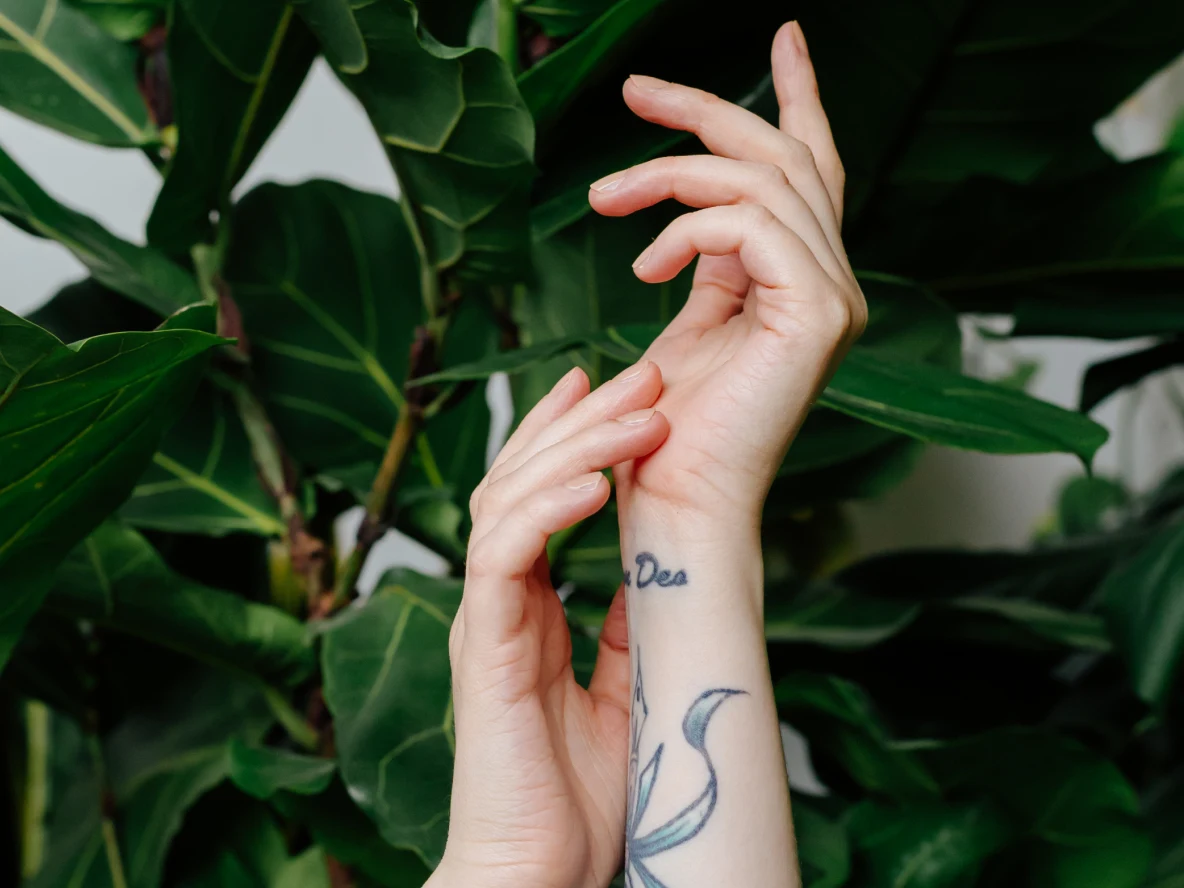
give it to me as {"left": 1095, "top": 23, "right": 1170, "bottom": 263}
{"left": 623, "top": 552, "right": 688, "bottom": 589}
{"left": 626, "top": 651, "right": 745, "bottom": 887}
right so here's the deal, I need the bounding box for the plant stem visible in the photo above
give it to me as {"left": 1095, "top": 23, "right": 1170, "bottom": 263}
{"left": 86, "top": 736, "right": 129, "bottom": 888}
{"left": 496, "top": 0, "right": 518, "bottom": 73}
{"left": 19, "top": 701, "right": 49, "bottom": 879}
{"left": 263, "top": 686, "right": 319, "bottom": 752}
{"left": 330, "top": 401, "right": 421, "bottom": 609}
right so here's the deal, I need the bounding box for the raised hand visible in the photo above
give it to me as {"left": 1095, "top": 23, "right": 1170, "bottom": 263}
{"left": 433, "top": 362, "right": 668, "bottom": 888}
{"left": 589, "top": 22, "right": 867, "bottom": 531}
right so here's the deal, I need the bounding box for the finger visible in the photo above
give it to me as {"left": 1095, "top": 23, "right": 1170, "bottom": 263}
{"left": 587, "top": 585, "right": 630, "bottom": 714}
{"left": 464, "top": 474, "right": 611, "bottom": 647}
{"left": 772, "top": 22, "right": 844, "bottom": 222}
{"left": 589, "top": 154, "right": 847, "bottom": 280}
{"left": 472, "top": 408, "right": 670, "bottom": 537}
{"left": 622, "top": 74, "right": 841, "bottom": 246}
{"left": 490, "top": 366, "right": 588, "bottom": 478}
{"left": 633, "top": 205, "right": 858, "bottom": 343}
{"left": 479, "top": 360, "right": 662, "bottom": 500}
{"left": 470, "top": 366, "right": 589, "bottom": 520}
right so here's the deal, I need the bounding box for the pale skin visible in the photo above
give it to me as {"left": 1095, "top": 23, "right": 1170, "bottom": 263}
{"left": 428, "top": 21, "right": 865, "bottom": 888}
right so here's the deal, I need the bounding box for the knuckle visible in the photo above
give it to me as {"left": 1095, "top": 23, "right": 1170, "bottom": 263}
{"left": 466, "top": 537, "right": 504, "bottom": 580}
{"left": 744, "top": 203, "right": 777, "bottom": 231}
{"left": 782, "top": 137, "right": 815, "bottom": 171}
{"left": 756, "top": 162, "right": 790, "bottom": 191}
{"left": 467, "top": 483, "right": 485, "bottom": 521}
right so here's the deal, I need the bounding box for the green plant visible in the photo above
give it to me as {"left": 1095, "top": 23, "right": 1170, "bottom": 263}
{"left": 2, "top": 0, "right": 1184, "bottom": 885}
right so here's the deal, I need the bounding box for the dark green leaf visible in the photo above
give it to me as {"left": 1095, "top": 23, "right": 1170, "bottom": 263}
{"left": 939, "top": 597, "right": 1112, "bottom": 653}
{"left": 0, "top": 0, "right": 154, "bottom": 144}
{"left": 1013, "top": 293, "right": 1184, "bottom": 340}
{"left": 1081, "top": 340, "right": 1184, "bottom": 413}
{"left": 226, "top": 180, "right": 422, "bottom": 474}
{"left": 0, "top": 143, "right": 200, "bottom": 314}
{"left": 775, "top": 673, "right": 939, "bottom": 801}
{"left": 120, "top": 380, "right": 285, "bottom": 536}
{"left": 228, "top": 738, "right": 335, "bottom": 799}
{"left": 26, "top": 277, "right": 159, "bottom": 342}
{"left": 290, "top": 0, "right": 367, "bottom": 72}
{"left": 885, "top": 155, "right": 1184, "bottom": 316}
{"left": 1102, "top": 519, "right": 1184, "bottom": 707}
{"left": 820, "top": 347, "right": 1109, "bottom": 464}
{"left": 765, "top": 584, "right": 921, "bottom": 650}
{"left": 848, "top": 800, "right": 1012, "bottom": 888}
{"left": 447, "top": 330, "right": 1108, "bottom": 462}
{"left": 520, "top": 0, "right": 616, "bottom": 38}
{"left": 793, "top": 799, "right": 851, "bottom": 888}
{"left": 29, "top": 672, "right": 272, "bottom": 888}
{"left": 0, "top": 308, "right": 222, "bottom": 669}
{"left": 517, "top": 0, "right": 672, "bottom": 131}
{"left": 146, "top": 0, "right": 316, "bottom": 253}
{"left": 918, "top": 729, "right": 1150, "bottom": 888}
{"left": 412, "top": 333, "right": 589, "bottom": 385}
{"left": 46, "top": 522, "right": 315, "bottom": 685}
{"left": 275, "top": 780, "right": 432, "bottom": 888}
{"left": 320, "top": 569, "right": 461, "bottom": 866}
{"left": 317, "top": 0, "right": 535, "bottom": 278}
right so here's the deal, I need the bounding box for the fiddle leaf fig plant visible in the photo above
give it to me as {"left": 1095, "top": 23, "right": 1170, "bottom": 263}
{"left": 1, "top": 0, "right": 1184, "bottom": 886}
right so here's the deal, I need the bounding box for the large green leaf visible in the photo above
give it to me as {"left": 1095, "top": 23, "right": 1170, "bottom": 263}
{"left": 0, "top": 0, "right": 154, "bottom": 145}
{"left": 69, "top": 0, "right": 163, "bottom": 42}
{"left": 45, "top": 522, "right": 315, "bottom": 685}
{"left": 1101, "top": 519, "right": 1184, "bottom": 707}
{"left": 289, "top": 0, "right": 366, "bottom": 72}
{"left": 226, "top": 180, "right": 422, "bottom": 474}
{"left": 519, "top": 0, "right": 617, "bottom": 38}
{"left": 320, "top": 569, "right": 461, "bottom": 866}
{"left": 775, "top": 673, "right": 940, "bottom": 801}
{"left": 311, "top": 0, "right": 535, "bottom": 278}
{"left": 517, "top": 0, "right": 672, "bottom": 131}
{"left": 28, "top": 672, "right": 272, "bottom": 888}
{"left": 765, "top": 583, "right": 921, "bottom": 650}
{"left": 847, "top": 801, "right": 1012, "bottom": 888}
{"left": 0, "top": 306, "right": 222, "bottom": 670}
{"left": 875, "top": 154, "right": 1184, "bottom": 317}
{"left": 122, "top": 381, "right": 285, "bottom": 537}
{"left": 0, "top": 143, "right": 200, "bottom": 314}
{"left": 433, "top": 327, "right": 1108, "bottom": 463}
{"left": 918, "top": 729, "right": 1151, "bottom": 888}
{"left": 792, "top": 799, "right": 851, "bottom": 888}
{"left": 274, "top": 781, "right": 432, "bottom": 888}
{"left": 227, "top": 738, "right": 336, "bottom": 799}
{"left": 820, "top": 347, "right": 1109, "bottom": 464}
{"left": 146, "top": 0, "right": 316, "bottom": 253}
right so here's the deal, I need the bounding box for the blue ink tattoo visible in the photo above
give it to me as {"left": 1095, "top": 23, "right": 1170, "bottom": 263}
{"left": 628, "top": 552, "right": 687, "bottom": 589}
{"left": 626, "top": 651, "right": 745, "bottom": 887}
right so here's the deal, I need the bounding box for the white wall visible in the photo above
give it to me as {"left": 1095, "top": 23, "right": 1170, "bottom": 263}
{"left": 3, "top": 56, "right": 1183, "bottom": 564}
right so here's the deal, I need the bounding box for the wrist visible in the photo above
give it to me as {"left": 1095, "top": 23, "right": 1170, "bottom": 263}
{"left": 617, "top": 490, "right": 762, "bottom": 553}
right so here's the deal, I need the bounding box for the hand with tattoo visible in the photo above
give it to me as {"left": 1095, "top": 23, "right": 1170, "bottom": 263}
{"left": 590, "top": 22, "right": 866, "bottom": 532}
{"left": 431, "top": 364, "right": 668, "bottom": 888}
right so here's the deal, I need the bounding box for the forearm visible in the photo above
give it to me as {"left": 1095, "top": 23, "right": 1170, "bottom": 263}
{"left": 620, "top": 502, "right": 798, "bottom": 888}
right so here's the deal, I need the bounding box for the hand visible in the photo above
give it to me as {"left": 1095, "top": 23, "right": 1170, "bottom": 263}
{"left": 435, "top": 363, "right": 669, "bottom": 888}
{"left": 589, "top": 22, "right": 866, "bottom": 532}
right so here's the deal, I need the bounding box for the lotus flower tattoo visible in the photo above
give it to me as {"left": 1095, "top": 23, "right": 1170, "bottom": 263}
{"left": 625, "top": 654, "right": 745, "bottom": 888}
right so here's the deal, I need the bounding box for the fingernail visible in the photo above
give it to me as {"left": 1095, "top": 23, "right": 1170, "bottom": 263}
{"left": 590, "top": 174, "right": 624, "bottom": 193}
{"left": 618, "top": 408, "right": 655, "bottom": 425}
{"left": 632, "top": 245, "right": 653, "bottom": 269}
{"left": 629, "top": 74, "right": 669, "bottom": 92}
{"left": 553, "top": 366, "right": 581, "bottom": 394}
{"left": 612, "top": 360, "right": 649, "bottom": 384}
{"left": 566, "top": 473, "right": 603, "bottom": 491}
